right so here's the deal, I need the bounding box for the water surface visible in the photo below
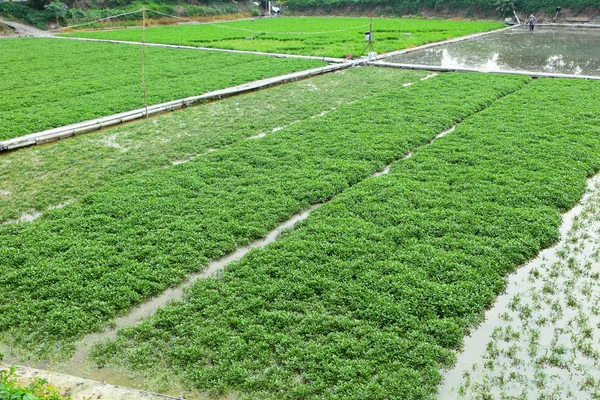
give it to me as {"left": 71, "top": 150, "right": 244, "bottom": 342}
{"left": 386, "top": 26, "right": 600, "bottom": 76}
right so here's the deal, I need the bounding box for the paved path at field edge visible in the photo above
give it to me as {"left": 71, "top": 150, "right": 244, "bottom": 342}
{"left": 0, "top": 18, "right": 50, "bottom": 37}
{"left": 1, "top": 363, "right": 179, "bottom": 400}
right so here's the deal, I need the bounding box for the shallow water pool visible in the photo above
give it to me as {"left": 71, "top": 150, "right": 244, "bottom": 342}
{"left": 385, "top": 25, "right": 600, "bottom": 77}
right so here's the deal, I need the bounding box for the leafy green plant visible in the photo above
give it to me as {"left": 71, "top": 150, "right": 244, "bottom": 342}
{"left": 0, "top": 355, "right": 67, "bottom": 400}
{"left": 495, "top": 0, "right": 516, "bottom": 17}
{"left": 44, "top": 1, "right": 67, "bottom": 26}
{"left": 0, "top": 38, "right": 324, "bottom": 140}
{"left": 0, "top": 73, "right": 527, "bottom": 360}
{"left": 89, "top": 77, "right": 600, "bottom": 398}
{"left": 62, "top": 17, "right": 505, "bottom": 58}
{"left": 0, "top": 67, "right": 426, "bottom": 224}
{"left": 0, "top": 3, "right": 49, "bottom": 29}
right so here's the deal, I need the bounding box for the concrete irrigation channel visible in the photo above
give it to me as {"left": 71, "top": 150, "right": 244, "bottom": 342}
{"left": 0, "top": 60, "right": 363, "bottom": 152}
{"left": 0, "top": 23, "right": 515, "bottom": 152}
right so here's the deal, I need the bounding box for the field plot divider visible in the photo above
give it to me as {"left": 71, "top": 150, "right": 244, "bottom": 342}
{"left": 0, "top": 60, "right": 360, "bottom": 152}
{"left": 51, "top": 36, "right": 346, "bottom": 64}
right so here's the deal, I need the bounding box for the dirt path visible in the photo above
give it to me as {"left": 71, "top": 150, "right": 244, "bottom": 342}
{"left": 0, "top": 18, "right": 51, "bottom": 37}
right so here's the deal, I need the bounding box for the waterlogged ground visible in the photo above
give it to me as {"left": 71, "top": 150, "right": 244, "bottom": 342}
{"left": 441, "top": 175, "right": 600, "bottom": 399}
{"left": 387, "top": 26, "right": 600, "bottom": 77}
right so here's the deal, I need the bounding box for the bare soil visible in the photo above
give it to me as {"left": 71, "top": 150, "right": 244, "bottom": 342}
{"left": 0, "top": 22, "right": 15, "bottom": 36}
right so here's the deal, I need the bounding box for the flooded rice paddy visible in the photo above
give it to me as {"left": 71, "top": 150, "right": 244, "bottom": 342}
{"left": 386, "top": 26, "right": 600, "bottom": 77}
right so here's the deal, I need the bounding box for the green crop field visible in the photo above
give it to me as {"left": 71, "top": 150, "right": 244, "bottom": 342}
{"left": 90, "top": 78, "right": 600, "bottom": 399}
{"left": 4, "top": 21, "right": 600, "bottom": 397}
{"left": 62, "top": 17, "right": 505, "bottom": 58}
{"left": 0, "top": 73, "right": 527, "bottom": 361}
{"left": 0, "top": 38, "right": 324, "bottom": 140}
{"left": 0, "top": 67, "right": 428, "bottom": 224}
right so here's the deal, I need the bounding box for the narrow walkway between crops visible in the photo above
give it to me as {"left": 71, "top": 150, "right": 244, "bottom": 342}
{"left": 0, "top": 60, "right": 357, "bottom": 152}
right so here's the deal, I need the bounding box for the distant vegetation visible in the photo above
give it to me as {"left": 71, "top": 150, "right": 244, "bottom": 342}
{"left": 0, "top": 2, "right": 253, "bottom": 29}
{"left": 1, "top": 0, "right": 596, "bottom": 31}
{"left": 286, "top": 0, "right": 598, "bottom": 14}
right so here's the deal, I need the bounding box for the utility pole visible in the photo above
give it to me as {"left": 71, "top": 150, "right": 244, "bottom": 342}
{"left": 141, "top": 8, "right": 148, "bottom": 117}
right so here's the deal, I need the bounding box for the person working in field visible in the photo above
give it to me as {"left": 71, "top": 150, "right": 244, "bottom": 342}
{"left": 527, "top": 14, "right": 537, "bottom": 31}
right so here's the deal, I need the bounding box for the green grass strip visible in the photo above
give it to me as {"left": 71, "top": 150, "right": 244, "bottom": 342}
{"left": 0, "top": 38, "right": 325, "bottom": 140}
{"left": 91, "top": 78, "right": 600, "bottom": 399}
{"left": 0, "top": 73, "right": 528, "bottom": 359}
{"left": 62, "top": 18, "right": 504, "bottom": 58}
{"left": 0, "top": 68, "right": 427, "bottom": 224}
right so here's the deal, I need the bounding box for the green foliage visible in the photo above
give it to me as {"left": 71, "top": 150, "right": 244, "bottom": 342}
{"left": 0, "top": 73, "right": 528, "bottom": 359}
{"left": 0, "top": 362, "right": 68, "bottom": 400}
{"left": 44, "top": 1, "right": 68, "bottom": 25}
{"left": 283, "top": 0, "right": 597, "bottom": 13}
{"left": 495, "top": 0, "right": 516, "bottom": 16}
{"left": 0, "top": 68, "right": 426, "bottom": 223}
{"left": 0, "top": 38, "right": 324, "bottom": 140}
{"left": 89, "top": 78, "right": 600, "bottom": 398}
{"left": 62, "top": 17, "right": 505, "bottom": 58}
{"left": 0, "top": 3, "right": 48, "bottom": 29}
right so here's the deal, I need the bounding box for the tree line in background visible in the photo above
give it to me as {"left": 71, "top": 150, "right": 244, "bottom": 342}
{"left": 0, "top": 0, "right": 596, "bottom": 29}
{"left": 287, "top": 0, "right": 597, "bottom": 14}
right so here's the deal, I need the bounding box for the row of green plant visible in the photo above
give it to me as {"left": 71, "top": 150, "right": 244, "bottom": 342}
{"left": 90, "top": 77, "right": 600, "bottom": 399}
{"left": 0, "top": 68, "right": 426, "bottom": 223}
{"left": 63, "top": 17, "right": 504, "bottom": 58}
{"left": 0, "top": 73, "right": 528, "bottom": 360}
{"left": 0, "top": 38, "right": 324, "bottom": 140}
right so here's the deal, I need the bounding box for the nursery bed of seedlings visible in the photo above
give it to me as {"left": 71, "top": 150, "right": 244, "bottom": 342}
{"left": 0, "top": 67, "right": 427, "bottom": 224}
{"left": 0, "top": 73, "right": 527, "bottom": 363}
{"left": 89, "top": 78, "right": 600, "bottom": 399}
{"left": 62, "top": 17, "right": 504, "bottom": 58}
{"left": 0, "top": 38, "right": 324, "bottom": 140}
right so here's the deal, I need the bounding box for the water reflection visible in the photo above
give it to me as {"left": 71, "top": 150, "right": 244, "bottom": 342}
{"left": 386, "top": 26, "right": 600, "bottom": 76}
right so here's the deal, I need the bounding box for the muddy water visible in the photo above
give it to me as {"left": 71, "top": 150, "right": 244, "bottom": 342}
{"left": 439, "top": 173, "right": 600, "bottom": 399}
{"left": 2, "top": 201, "right": 74, "bottom": 224}
{"left": 387, "top": 26, "right": 600, "bottom": 77}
